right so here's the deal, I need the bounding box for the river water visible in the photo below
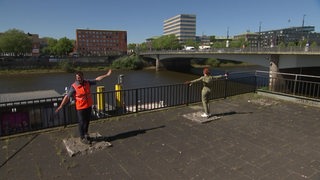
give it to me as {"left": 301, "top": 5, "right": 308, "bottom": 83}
{"left": 0, "top": 66, "right": 267, "bottom": 95}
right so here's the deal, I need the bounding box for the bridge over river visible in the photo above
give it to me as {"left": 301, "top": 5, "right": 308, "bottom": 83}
{"left": 139, "top": 47, "right": 320, "bottom": 75}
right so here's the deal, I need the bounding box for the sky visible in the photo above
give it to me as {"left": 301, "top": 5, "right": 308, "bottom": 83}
{"left": 1, "top": 0, "right": 320, "bottom": 44}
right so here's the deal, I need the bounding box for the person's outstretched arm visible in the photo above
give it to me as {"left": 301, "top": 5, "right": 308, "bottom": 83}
{"left": 55, "top": 95, "right": 70, "bottom": 113}
{"left": 95, "top": 69, "right": 112, "bottom": 81}
{"left": 185, "top": 76, "right": 203, "bottom": 86}
{"left": 212, "top": 73, "right": 228, "bottom": 79}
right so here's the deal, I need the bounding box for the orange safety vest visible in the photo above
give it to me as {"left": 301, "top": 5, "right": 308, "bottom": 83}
{"left": 72, "top": 81, "right": 93, "bottom": 110}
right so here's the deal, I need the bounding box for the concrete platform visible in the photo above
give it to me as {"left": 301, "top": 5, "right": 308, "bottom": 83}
{"left": 2, "top": 93, "right": 320, "bottom": 179}
{"left": 183, "top": 111, "right": 221, "bottom": 123}
{"left": 62, "top": 132, "right": 112, "bottom": 157}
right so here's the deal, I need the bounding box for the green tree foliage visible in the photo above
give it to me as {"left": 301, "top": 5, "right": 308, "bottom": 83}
{"left": 212, "top": 41, "right": 225, "bottom": 48}
{"left": 278, "top": 42, "right": 286, "bottom": 48}
{"left": 209, "top": 36, "right": 216, "bottom": 42}
{"left": 40, "top": 37, "right": 73, "bottom": 57}
{"left": 229, "top": 40, "right": 242, "bottom": 48}
{"left": 111, "top": 55, "right": 145, "bottom": 70}
{"left": 56, "top": 37, "right": 73, "bottom": 56}
{"left": 287, "top": 42, "right": 296, "bottom": 47}
{"left": 59, "top": 60, "right": 75, "bottom": 73}
{"left": 138, "top": 42, "right": 148, "bottom": 51}
{"left": 128, "top": 43, "right": 137, "bottom": 51}
{"left": 41, "top": 37, "right": 58, "bottom": 55}
{"left": 0, "top": 29, "right": 32, "bottom": 56}
{"left": 236, "top": 38, "right": 248, "bottom": 48}
{"left": 206, "top": 58, "right": 220, "bottom": 67}
{"left": 311, "top": 42, "right": 317, "bottom": 48}
{"left": 298, "top": 39, "right": 308, "bottom": 47}
{"left": 151, "top": 35, "right": 181, "bottom": 50}
{"left": 127, "top": 42, "right": 149, "bottom": 54}
{"left": 183, "top": 39, "right": 199, "bottom": 48}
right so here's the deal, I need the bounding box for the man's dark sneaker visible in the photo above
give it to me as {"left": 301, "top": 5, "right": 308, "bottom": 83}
{"left": 84, "top": 134, "right": 91, "bottom": 141}
{"left": 80, "top": 137, "right": 91, "bottom": 145}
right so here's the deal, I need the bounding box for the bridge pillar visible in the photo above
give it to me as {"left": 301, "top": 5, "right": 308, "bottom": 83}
{"left": 269, "top": 54, "right": 280, "bottom": 91}
{"left": 155, "top": 55, "right": 164, "bottom": 71}
{"left": 156, "top": 56, "right": 160, "bottom": 71}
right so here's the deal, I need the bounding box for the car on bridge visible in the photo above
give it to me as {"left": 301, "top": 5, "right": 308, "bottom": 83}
{"left": 183, "top": 46, "right": 195, "bottom": 51}
{"left": 199, "top": 45, "right": 211, "bottom": 51}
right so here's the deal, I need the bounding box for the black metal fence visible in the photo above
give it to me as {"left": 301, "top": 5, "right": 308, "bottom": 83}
{"left": 0, "top": 74, "right": 265, "bottom": 137}
{"left": 2, "top": 71, "right": 318, "bottom": 137}
{"left": 255, "top": 71, "right": 320, "bottom": 100}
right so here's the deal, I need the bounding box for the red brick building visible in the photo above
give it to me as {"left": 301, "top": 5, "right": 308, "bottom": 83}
{"left": 76, "top": 29, "right": 127, "bottom": 56}
{"left": 29, "top": 33, "right": 40, "bottom": 57}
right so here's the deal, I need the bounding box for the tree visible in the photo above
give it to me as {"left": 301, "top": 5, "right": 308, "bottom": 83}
{"left": 138, "top": 42, "right": 148, "bottom": 51}
{"left": 151, "top": 35, "right": 181, "bottom": 50}
{"left": 111, "top": 55, "right": 145, "bottom": 70}
{"left": 162, "top": 34, "right": 181, "bottom": 50}
{"left": 278, "top": 42, "right": 286, "bottom": 48}
{"left": 41, "top": 37, "right": 73, "bottom": 57}
{"left": 298, "top": 39, "right": 308, "bottom": 47}
{"left": 287, "top": 42, "right": 296, "bottom": 47}
{"left": 209, "top": 36, "right": 216, "bottom": 43}
{"left": 41, "top": 37, "right": 58, "bottom": 56}
{"left": 183, "top": 39, "right": 199, "bottom": 48}
{"left": 128, "top": 43, "right": 137, "bottom": 51}
{"left": 229, "top": 40, "right": 242, "bottom": 48}
{"left": 212, "top": 41, "right": 225, "bottom": 48}
{"left": 0, "top": 29, "right": 32, "bottom": 56}
{"left": 310, "top": 41, "right": 317, "bottom": 48}
{"left": 56, "top": 37, "right": 73, "bottom": 56}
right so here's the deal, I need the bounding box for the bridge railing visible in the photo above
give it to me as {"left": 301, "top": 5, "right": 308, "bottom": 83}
{"left": 140, "top": 46, "right": 320, "bottom": 54}
{"left": 0, "top": 76, "right": 257, "bottom": 137}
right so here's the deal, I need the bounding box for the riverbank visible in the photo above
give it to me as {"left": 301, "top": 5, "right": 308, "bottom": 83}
{"left": 0, "top": 67, "right": 111, "bottom": 76}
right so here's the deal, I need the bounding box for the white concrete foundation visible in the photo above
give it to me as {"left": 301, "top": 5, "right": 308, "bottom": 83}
{"left": 183, "top": 111, "right": 221, "bottom": 123}
{"left": 62, "top": 132, "right": 112, "bottom": 157}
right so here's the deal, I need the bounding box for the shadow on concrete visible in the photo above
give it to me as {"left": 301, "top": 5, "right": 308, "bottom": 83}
{"left": 91, "top": 125, "right": 166, "bottom": 143}
{"left": 0, "top": 134, "right": 38, "bottom": 168}
{"left": 213, "top": 111, "right": 253, "bottom": 117}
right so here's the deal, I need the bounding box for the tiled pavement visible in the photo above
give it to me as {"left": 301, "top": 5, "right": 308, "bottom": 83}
{"left": 1, "top": 93, "right": 320, "bottom": 180}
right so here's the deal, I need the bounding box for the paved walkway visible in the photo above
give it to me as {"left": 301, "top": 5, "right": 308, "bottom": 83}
{"left": 1, "top": 93, "right": 320, "bottom": 180}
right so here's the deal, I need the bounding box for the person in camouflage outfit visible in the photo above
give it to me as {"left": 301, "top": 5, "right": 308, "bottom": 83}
{"left": 185, "top": 68, "right": 227, "bottom": 118}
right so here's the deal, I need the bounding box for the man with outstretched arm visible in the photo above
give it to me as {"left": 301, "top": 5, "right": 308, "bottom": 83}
{"left": 55, "top": 69, "right": 112, "bottom": 144}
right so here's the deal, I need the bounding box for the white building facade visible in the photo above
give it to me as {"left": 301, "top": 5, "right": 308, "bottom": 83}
{"left": 163, "top": 14, "right": 196, "bottom": 43}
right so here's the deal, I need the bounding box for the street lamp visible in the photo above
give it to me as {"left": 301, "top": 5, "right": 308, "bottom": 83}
{"left": 302, "top": 14, "right": 306, "bottom": 27}
{"left": 258, "top": 21, "right": 262, "bottom": 50}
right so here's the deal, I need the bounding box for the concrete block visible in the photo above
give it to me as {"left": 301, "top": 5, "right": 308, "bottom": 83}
{"left": 183, "top": 111, "right": 221, "bottom": 123}
{"left": 62, "top": 132, "right": 112, "bottom": 157}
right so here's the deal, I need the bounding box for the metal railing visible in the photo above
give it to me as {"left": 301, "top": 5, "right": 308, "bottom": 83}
{"left": 2, "top": 71, "right": 319, "bottom": 137}
{"left": 0, "top": 76, "right": 257, "bottom": 137}
{"left": 140, "top": 47, "right": 320, "bottom": 55}
{"left": 256, "top": 70, "right": 320, "bottom": 100}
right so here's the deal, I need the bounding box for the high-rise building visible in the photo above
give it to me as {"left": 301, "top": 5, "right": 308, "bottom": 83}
{"left": 163, "top": 14, "right": 196, "bottom": 43}
{"left": 76, "top": 29, "right": 127, "bottom": 56}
